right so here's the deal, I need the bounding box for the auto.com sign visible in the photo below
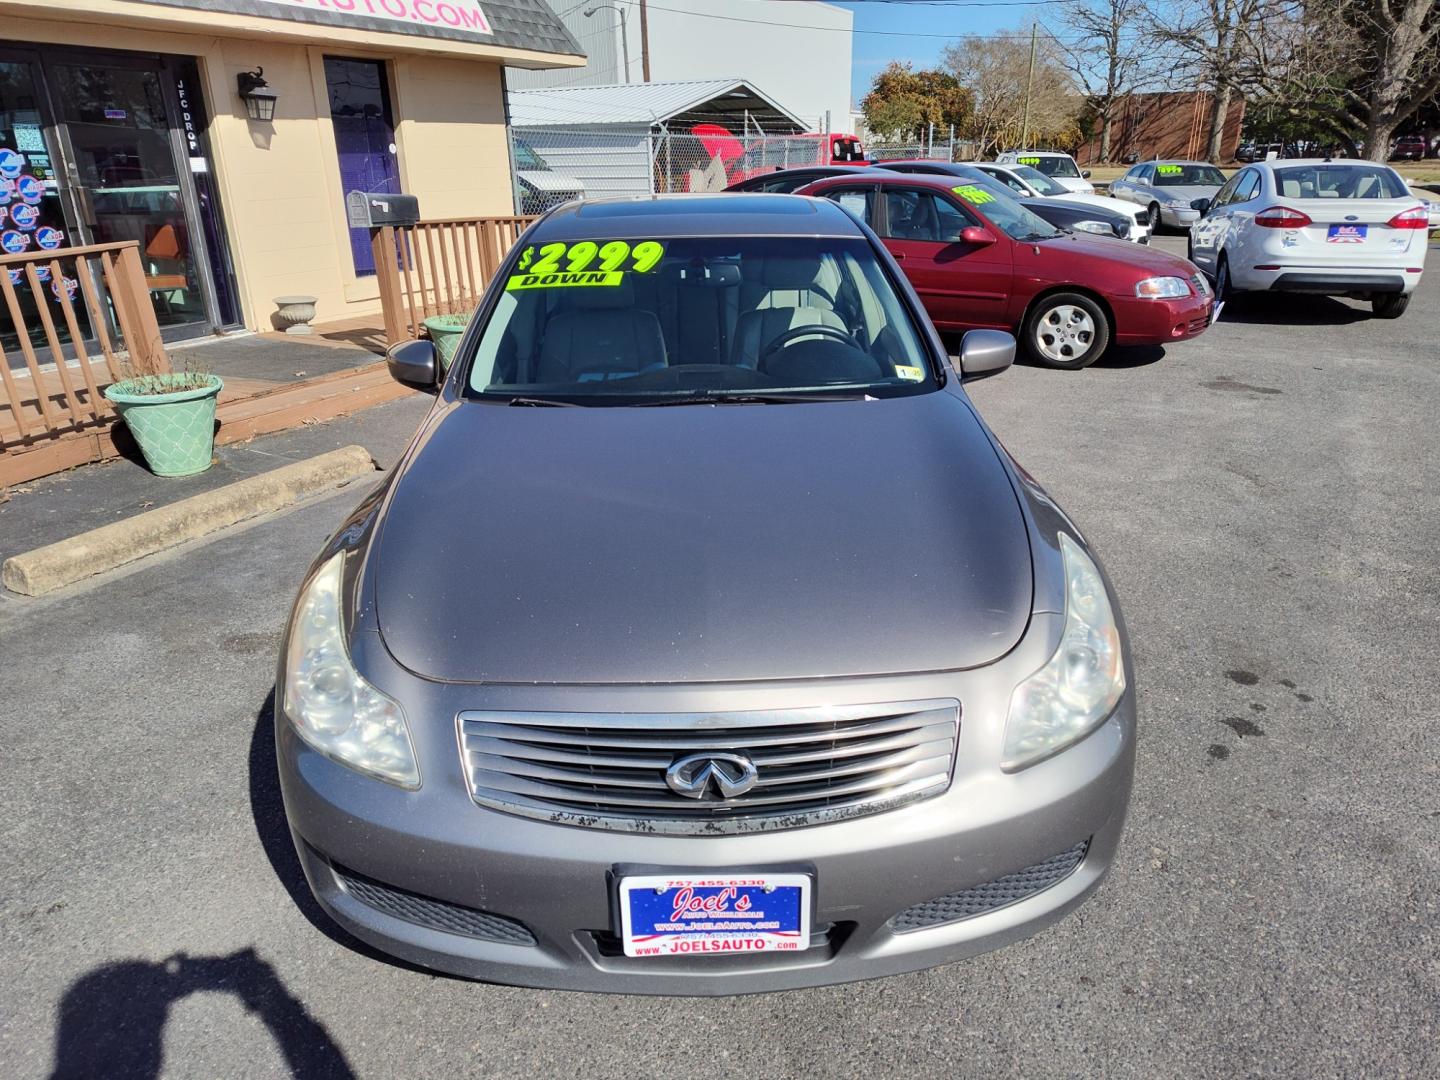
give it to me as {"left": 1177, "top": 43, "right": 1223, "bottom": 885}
{"left": 140, "top": 0, "right": 492, "bottom": 36}
{"left": 256, "top": 0, "right": 491, "bottom": 33}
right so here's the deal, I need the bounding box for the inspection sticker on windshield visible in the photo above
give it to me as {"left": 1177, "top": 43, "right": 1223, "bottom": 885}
{"left": 507, "top": 239, "right": 665, "bottom": 290}
{"left": 893, "top": 365, "right": 924, "bottom": 381}
{"left": 618, "top": 874, "right": 811, "bottom": 958}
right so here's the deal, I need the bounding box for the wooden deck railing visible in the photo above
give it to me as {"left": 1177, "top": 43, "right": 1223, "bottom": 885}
{"left": 1, "top": 240, "right": 170, "bottom": 458}
{"left": 371, "top": 216, "right": 536, "bottom": 344}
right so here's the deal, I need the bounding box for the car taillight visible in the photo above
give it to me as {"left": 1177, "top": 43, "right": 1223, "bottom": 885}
{"left": 1254, "top": 206, "right": 1313, "bottom": 229}
{"left": 1387, "top": 205, "right": 1430, "bottom": 229}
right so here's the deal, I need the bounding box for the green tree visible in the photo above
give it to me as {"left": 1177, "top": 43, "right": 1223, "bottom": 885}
{"left": 860, "top": 62, "right": 973, "bottom": 142}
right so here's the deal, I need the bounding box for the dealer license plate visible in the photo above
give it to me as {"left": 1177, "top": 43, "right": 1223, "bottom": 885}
{"left": 618, "top": 874, "right": 811, "bottom": 958}
{"left": 1327, "top": 224, "right": 1367, "bottom": 243}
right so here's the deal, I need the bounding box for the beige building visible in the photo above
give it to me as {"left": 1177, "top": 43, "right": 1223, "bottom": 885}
{"left": 0, "top": 0, "right": 582, "bottom": 341}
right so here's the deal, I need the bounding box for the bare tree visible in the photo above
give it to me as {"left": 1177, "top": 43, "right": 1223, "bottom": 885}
{"left": 1059, "top": 0, "right": 1155, "bottom": 161}
{"left": 943, "top": 35, "right": 1083, "bottom": 155}
{"left": 1150, "top": 0, "right": 1292, "bottom": 160}
{"left": 1335, "top": 0, "right": 1440, "bottom": 156}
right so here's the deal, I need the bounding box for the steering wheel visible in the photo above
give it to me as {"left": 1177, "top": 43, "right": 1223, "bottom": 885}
{"left": 759, "top": 323, "right": 863, "bottom": 365}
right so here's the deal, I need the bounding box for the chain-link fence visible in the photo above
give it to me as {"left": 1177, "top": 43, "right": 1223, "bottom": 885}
{"left": 510, "top": 126, "right": 869, "bottom": 215}
{"left": 864, "top": 135, "right": 980, "bottom": 164}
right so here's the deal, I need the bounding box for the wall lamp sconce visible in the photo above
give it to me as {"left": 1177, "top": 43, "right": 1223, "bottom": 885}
{"left": 237, "top": 68, "right": 278, "bottom": 122}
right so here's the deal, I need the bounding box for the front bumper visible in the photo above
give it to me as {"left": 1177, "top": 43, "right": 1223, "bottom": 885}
{"left": 1108, "top": 290, "right": 1213, "bottom": 346}
{"left": 1160, "top": 206, "right": 1201, "bottom": 228}
{"left": 276, "top": 634, "right": 1136, "bottom": 994}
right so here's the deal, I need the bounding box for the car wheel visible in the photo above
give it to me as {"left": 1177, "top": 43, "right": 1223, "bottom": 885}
{"left": 1215, "top": 256, "right": 1232, "bottom": 303}
{"left": 1146, "top": 203, "right": 1161, "bottom": 231}
{"left": 1370, "top": 292, "right": 1410, "bottom": 319}
{"left": 1023, "top": 293, "right": 1111, "bottom": 370}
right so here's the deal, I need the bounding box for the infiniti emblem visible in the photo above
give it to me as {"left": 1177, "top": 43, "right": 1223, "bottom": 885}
{"left": 665, "top": 752, "right": 759, "bottom": 799}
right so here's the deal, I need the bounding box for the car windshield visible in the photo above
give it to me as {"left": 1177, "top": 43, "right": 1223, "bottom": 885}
{"left": 463, "top": 236, "right": 936, "bottom": 403}
{"left": 1272, "top": 164, "right": 1409, "bottom": 200}
{"left": 1153, "top": 164, "right": 1226, "bottom": 187}
{"left": 1011, "top": 166, "right": 1068, "bottom": 196}
{"left": 1018, "top": 155, "right": 1080, "bottom": 178}
{"left": 951, "top": 185, "right": 1060, "bottom": 241}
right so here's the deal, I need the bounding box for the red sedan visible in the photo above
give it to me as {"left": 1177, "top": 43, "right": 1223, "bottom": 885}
{"left": 796, "top": 172, "right": 1213, "bottom": 368}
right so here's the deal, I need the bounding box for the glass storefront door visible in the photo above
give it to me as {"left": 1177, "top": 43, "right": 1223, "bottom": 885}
{"left": 49, "top": 58, "right": 208, "bottom": 334}
{"left": 0, "top": 44, "right": 237, "bottom": 360}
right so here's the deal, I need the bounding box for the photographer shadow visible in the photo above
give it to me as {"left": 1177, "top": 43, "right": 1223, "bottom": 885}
{"left": 49, "top": 947, "right": 355, "bottom": 1080}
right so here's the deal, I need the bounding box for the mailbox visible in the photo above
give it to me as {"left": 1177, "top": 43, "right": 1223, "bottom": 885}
{"left": 347, "top": 191, "right": 421, "bottom": 228}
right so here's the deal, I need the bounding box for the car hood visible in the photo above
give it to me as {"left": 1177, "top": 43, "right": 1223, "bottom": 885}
{"left": 1050, "top": 193, "right": 1142, "bottom": 220}
{"left": 1049, "top": 232, "right": 1200, "bottom": 277}
{"left": 372, "top": 392, "right": 1033, "bottom": 685}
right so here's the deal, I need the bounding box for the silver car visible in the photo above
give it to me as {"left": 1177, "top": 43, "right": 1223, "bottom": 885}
{"left": 1109, "top": 160, "right": 1228, "bottom": 230}
{"left": 275, "top": 194, "right": 1136, "bottom": 994}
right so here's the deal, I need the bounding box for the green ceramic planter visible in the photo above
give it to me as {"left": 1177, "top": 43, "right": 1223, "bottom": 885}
{"left": 104, "top": 373, "right": 224, "bottom": 477}
{"left": 423, "top": 313, "right": 472, "bottom": 372}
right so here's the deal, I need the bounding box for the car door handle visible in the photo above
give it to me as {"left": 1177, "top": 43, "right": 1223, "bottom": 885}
{"left": 892, "top": 252, "right": 907, "bottom": 260}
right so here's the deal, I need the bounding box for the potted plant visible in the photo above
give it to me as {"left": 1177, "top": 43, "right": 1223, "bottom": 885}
{"left": 421, "top": 293, "right": 477, "bottom": 373}
{"left": 104, "top": 362, "right": 224, "bottom": 477}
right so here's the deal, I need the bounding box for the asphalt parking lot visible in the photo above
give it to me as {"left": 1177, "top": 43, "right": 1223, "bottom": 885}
{"left": 2, "top": 234, "right": 1437, "bottom": 1079}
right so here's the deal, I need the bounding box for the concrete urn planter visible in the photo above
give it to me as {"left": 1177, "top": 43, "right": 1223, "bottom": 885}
{"left": 274, "top": 295, "right": 318, "bottom": 335}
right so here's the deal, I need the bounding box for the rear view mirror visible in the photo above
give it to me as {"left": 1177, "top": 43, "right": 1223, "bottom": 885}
{"left": 958, "top": 329, "right": 1014, "bottom": 381}
{"left": 1191, "top": 197, "right": 1212, "bottom": 214}
{"left": 960, "top": 226, "right": 996, "bottom": 246}
{"left": 1082, "top": 170, "right": 1092, "bottom": 179}
{"left": 386, "top": 338, "right": 439, "bottom": 392}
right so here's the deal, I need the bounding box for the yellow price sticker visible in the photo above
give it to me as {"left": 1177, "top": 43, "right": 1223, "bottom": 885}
{"left": 1018, "top": 156, "right": 1041, "bottom": 165}
{"left": 1157, "top": 164, "right": 1183, "bottom": 175}
{"left": 893, "top": 365, "right": 924, "bottom": 382}
{"left": 952, "top": 184, "right": 996, "bottom": 205}
{"left": 517, "top": 239, "right": 665, "bottom": 276}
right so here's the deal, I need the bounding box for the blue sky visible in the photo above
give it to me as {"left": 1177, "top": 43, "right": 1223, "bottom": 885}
{"left": 826, "top": 0, "right": 1052, "bottom": 106}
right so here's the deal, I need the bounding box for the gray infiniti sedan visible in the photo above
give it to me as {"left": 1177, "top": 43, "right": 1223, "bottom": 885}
{"left": 275, "top": 194, "right": 1136, "bottom": 994}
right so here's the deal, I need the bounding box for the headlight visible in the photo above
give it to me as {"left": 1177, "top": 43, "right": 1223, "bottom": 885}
{"left": 1002, "top": 534, "right": 1126, "bottom": 770}
{"left": 283, "top": 551, "right": 420, "bottom": 787}
{"left": 1073, "top": 220, "right": 1111, "bottom": 234}
{"left": 1134, "top": 276, "right": 1190, "bottom": 299}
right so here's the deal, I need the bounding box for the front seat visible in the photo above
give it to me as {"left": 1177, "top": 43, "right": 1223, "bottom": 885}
{"left": 731, "top": 255, "right": 848, "bottom": 369}
{"left": 534, "top": 281, "right": 667, "bottom": 383}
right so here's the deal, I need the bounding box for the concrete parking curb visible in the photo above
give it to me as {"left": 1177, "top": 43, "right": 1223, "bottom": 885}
{"left": 1, "top": 445, "right": 378, "bottom": 597}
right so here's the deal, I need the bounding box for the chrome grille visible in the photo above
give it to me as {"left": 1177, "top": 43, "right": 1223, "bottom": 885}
{"left": 458, "top": 700, "right": 959, "bottom": 834}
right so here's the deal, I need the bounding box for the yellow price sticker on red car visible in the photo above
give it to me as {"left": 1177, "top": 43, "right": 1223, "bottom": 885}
{"left": 952, "top": 184, "right": 996, "bottom": 205}
{"left": 508, "top": 239, "right": 666, "bottom": 290}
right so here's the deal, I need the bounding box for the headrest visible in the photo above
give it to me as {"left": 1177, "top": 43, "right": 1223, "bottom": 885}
{"left": 762, "top": 255, "right": 826, "bottom": 289}
{"left": 565, "top": 276, "right": 635, "bottom": 309}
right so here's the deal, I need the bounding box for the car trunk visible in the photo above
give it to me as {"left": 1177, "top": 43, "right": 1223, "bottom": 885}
{"left": 1280, "top": 199, "right": 1426, "bottom": 266}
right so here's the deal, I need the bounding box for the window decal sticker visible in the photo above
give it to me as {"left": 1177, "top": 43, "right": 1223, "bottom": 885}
{"left": 508, "top": 240, "right": 666, "bottom": 289}
{"left": 952, "top": 185, "right": 996, "bottom": 205}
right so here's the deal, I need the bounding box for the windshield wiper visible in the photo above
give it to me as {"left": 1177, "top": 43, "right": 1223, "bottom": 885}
{"left": 506, "top": 396, "right": 583, "bottom": 407}
{"left": 632, "top": 390, "right": 872, "bottom": 406}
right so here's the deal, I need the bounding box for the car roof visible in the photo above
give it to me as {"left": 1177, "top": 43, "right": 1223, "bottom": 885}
{"left": 534, "top": 194, "right": 868, "bottom": 240}
{"left": 803, "top": 171, "right": 983, "bottom": 193}
{"left": 1003, "top": 150, "right": 1073, "bottom": 157}
{"left": 1248, "top": 157, "right": 1394, "bottom": 170}
{"left": 1145, "top": 159, "right": 1214, "bottom": 166}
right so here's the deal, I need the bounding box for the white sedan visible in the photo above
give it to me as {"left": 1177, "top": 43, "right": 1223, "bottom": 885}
{"left": 966, "top": 163, "right": 1152, "bottom": 243}
{"left": 1188, "top": 159, "right": 1430, "bottom": 318}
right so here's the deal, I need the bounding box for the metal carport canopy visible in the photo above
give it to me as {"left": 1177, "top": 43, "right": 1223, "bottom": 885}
{"left": 506, "top": 78, "right": 808, "bottom": 132}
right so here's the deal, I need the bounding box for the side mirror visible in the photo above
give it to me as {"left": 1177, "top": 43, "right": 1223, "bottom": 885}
{"left": 958, "top": 328, "right": 1014, "bottom": 381}
{"left": 1082, "top": 170, "right": 1092, "bottom": 179}
{"left": 1191, "top": 197, "right": 1212, "bottom": 213}
{"left": 386, "top": 338, "right": 439, "bottom": 392}
{"left": 960, "top": 225, "right": 996, "bottom": 246}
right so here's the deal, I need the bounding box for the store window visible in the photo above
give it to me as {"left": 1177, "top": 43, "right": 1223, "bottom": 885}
{"left": 324, "top": 57, "right": 399, "bottom": 278}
